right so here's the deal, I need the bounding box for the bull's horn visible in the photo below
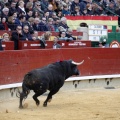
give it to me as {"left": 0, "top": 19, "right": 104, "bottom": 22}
{"left": 72, "top": 60, "right": 84, "bottom": 65}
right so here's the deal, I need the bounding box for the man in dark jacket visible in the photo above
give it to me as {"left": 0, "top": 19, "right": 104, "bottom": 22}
{"left": 21, "top": 25, "right": 33, "bottom": 40}
{"left": 11, "top": 25, "right": 23, "bottom": 50}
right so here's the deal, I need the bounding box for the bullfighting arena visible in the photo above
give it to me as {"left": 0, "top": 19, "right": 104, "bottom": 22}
{"left": 1, "top": 88, "right": 120, "bottom": 120}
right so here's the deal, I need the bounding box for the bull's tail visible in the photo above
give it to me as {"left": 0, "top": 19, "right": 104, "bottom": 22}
{"left": 19, "top": 73, "right": 31, "bottom": 108}
{"left": 19, "top": 84, "right": 30, "bottom": 109}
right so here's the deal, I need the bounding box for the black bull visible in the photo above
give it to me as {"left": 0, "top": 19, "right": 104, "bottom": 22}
{"left": 19, "top": 59, "right": 84, "bottom": 108}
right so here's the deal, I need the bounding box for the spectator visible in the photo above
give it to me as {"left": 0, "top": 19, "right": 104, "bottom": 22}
{"left": 58, "top": 31, "right": 71, "bottom": 41}
{"left": 2, "top": 7, "right": 9, "bottom": 21}
{"left": 7, "top": 16, "right": 17, "bottom": 31}
{"left": 58, "top": 17, "right": 69, "bottom": 31}
{"left": 53, "top": 36, "right": 61, "bottom": 49}
{"left": 39, "top": 17, "right": 49, "bottom": 31}
{"left": 0, "top": 17, "right": 8, "bottom": 30}
{"left": 32, "top": 17, "right": 41, "bottom": 31}
{"left": 32, "top": 11, "right": 41, "bottom": 19}
{"left": 25, "top": 2, "right": 33, "bottom": 13}
{"left": 32, "top": 31, "right": 45, "bottom": 48}
{"left": 2, "top": 33, "right": 10, "bottom": 42}
{"left": 41, "top": 31, "right": 52, "bottom": 41}
{"left": 28, "top": 17, "right": 34, "bottom": 34}
{"left": 62, "top": 5, "right": 71, "bottom": 16}
{"left": 11, "top": 25, "right": 23, "bottom": 50}
{"left": 9, "top": 1, "right": 17, "bottom": 16}
{"left": 49, "top": 0, "right": 58, "bottom": 11}
{"left": 15, "top": 15, "right": 27, "bottom": 28}
{"left": 47, "top": 17, "right": 55, "bottom": 31}
{"left": 46, "top": 4, "right": 54, "bottom": 17}
{"left": 40, "top": 0, "right": 49, "bottom": 11}
{"left": 26, "top": 10, "right": 33, "bottom": 20}
{"left": 51, "top": 12, "right": 58, "bottom": 20}
{"left": 79, "top": 0, "right": 91, "bottom": 14}
{"left": 70, "top": 0, "right": 80, "bottom": 14}
{"left": 66, "top": 28, "right": 76, "bottom": 40}
{"left": 105, "top": 1, "right": 115, "bottom": 16}
{"left": 43, "top": 11, "right": 50, "bottom": 22}
{"left": 71, "top": 6, "right": 82, "bottom": 16}
{"left": 21, "top": 25, "right": 33, "bottom": 41}
{"left": 55, "top": 4, "right": 63, "bottom": 18}
{"left": 53, "top": 17, "right": 60, "bottom": 32}
{"left": 17, "top": 1, "right": 26, "bottom": 16}
{"left": 33, "top": 1, "right": 44, "bottom": 19}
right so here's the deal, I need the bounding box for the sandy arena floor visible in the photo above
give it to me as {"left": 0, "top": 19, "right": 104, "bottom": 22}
{"left": 0, "top": 88, "right": 120, "bottom": 120}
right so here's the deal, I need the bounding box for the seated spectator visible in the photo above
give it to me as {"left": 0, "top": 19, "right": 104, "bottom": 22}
{"left": 32, "top": 31, "right": 45, "bottom": 48}
{"left": 0, "top": 17, "right": 8, "bottom": 30}
{"left": 39, "top": 17, "right": 49, "bottom": 31}
{"left": 53, "top": 18, "right": 60, "bottom": 32}
{"left": 11, "top": 25, "right": 23, "bottom": 50}
{"left": 62, "top": 5, "right": 71, "bottom": 16}
{"left": 58, "top": 17, "right": 69, "bottom": 31}
{"left": 58, "top": 31, "right": 72, "bottom": 41}
{"left": 7, "top": 16, "right": 17, "bottom": 31}
{"left": 66, "top": 28, "right": 76, "bottom": 40}
{"left": 32, "top": 10, "right": 41, "bottom": 19}
{"left": 46, "top": 4, "right": 54, "bottom": 17}
{"left": 21, "top": 25, "right": 33, "bottom": 41}
{"left": 70, "top": 0, "right": 80, "bottom": 14}
{"left": 1, "top": 7, "right": 9, "bottom": 21}
{"left": 71, "top": 6, "right": 82, "bottom": 16}
{"left": 33, "top": 1, "right": 44, "bottom": 18}
{"left": 53, "top": 36, "right": 62, "bottom": 49}
{"left": 17, "top": 1, "right": 26, "bottom": 16}
{"left": 32, "top": 17, "right": 41, "bottom": 31}
{"left": 9, "top": 1, "right": 17, "bottom": 16}
{"left": 26, "top": 10, "right": 33, "bottom": 20}
{"left": 28, "top": 17, "right": 34, "bottom": 34}
{"left": 105, "top": 1, "right": 115, "bottom": 16}
{"left": 2, "top": 33, "right": 10, "bottom": 42}
{"left": 41, "top": 31, "right": 52, "bottom": 41}
{"left": 47, "top": 18, "right": 55, "bottom": 31}
{"left": 25, "top": 2, "right": 33, "bottom": 13}
{"left": 15, "top": 15, "right": 27, "bottom": 28}
{"left": 43, "top": 11, "right": 50, "bottom": 22}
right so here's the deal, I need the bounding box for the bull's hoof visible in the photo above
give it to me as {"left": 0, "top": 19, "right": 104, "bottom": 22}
{"left": 19, "top": 106, "right": 23, "bottom": 109}
{"left": 36, "top": 101, "right": 40, "bottom": 106}
{"left": 43, "top": 102, "right": 47, "bottom": 107}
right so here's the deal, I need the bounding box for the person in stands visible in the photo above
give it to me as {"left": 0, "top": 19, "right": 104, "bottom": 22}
{"left": 2, "top": 33, "right": 10, "bottom": 42}
{"left": 11, "top": 25, "right": 23, "bottom": 50}
{"left": 21, "top": 25, "right": 33, "bottom": 41}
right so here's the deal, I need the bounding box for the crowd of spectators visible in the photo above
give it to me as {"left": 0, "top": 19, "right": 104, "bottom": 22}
{"left": 0, "top": 0, "right": 119, "bottom": 50}
{"left": 0, "top": 0, "right": 119, "bottom": 32}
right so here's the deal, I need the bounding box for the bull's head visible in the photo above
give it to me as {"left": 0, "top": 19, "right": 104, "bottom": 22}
{"left": 71, "top": 60, "right": 84, "bottom": 75}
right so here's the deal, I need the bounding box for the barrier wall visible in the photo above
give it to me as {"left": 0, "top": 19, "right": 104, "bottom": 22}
{"left": 0, "top": 48, "right": 120, "bottom": 85}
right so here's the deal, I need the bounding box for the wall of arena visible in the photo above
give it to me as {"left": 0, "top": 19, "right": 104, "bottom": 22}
{"left": 0, "top": 48, "right": 120, "bottom": 85}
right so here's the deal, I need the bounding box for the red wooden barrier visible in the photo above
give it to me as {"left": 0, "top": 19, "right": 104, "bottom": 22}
{"left": 2, "top": 41, "right": 14, "bottom": 50}
{"left": 18, "top": 40, "right": 91, "bottom": 49}
{"left": 0, "top": 48, "right": 120, "bottom": 85}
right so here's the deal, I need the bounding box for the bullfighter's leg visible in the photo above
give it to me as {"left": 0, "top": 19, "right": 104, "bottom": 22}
{"left": 43, "top": 87, "right": 61, "bottom": 107}
{"left": 33, "top": 91, "right": 45, "bottom": 106}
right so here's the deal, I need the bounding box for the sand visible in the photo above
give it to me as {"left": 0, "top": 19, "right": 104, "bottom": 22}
{"left": 0, "top": 88, "right": 120, "bottom": 120}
